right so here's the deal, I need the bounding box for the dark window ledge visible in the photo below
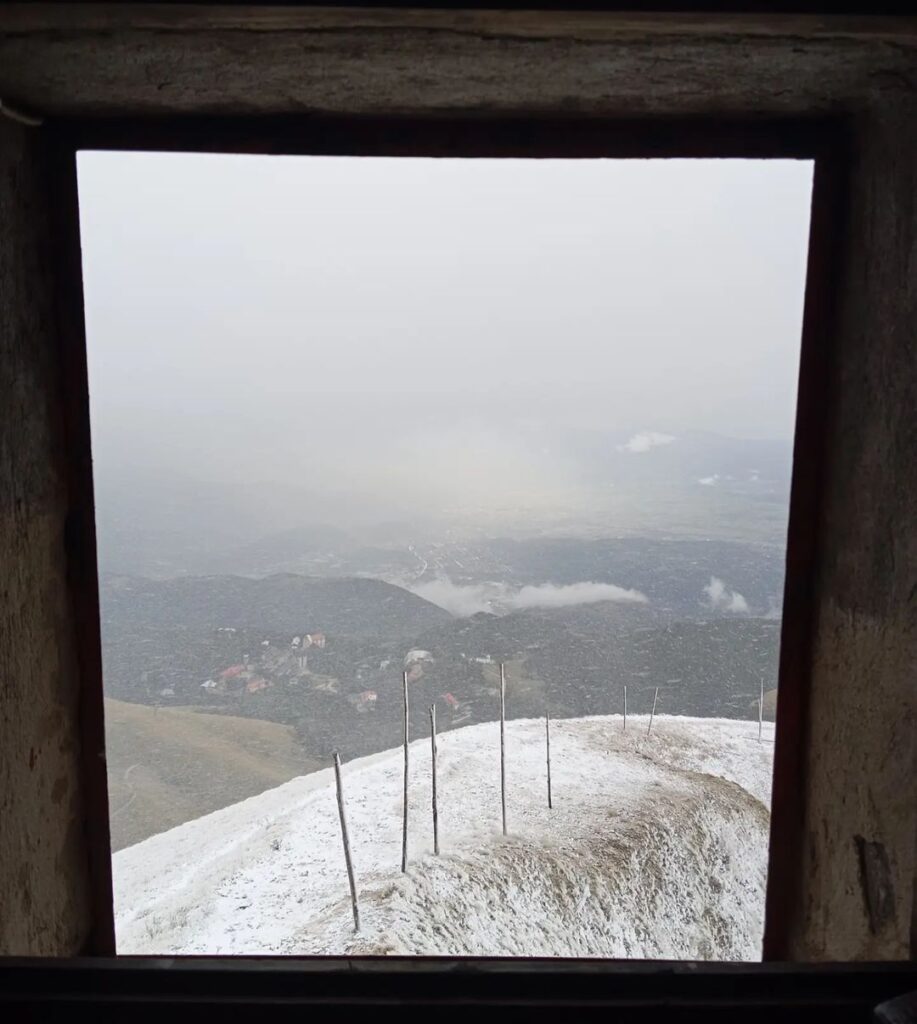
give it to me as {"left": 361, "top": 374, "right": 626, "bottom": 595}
{"left": 1, "top": 957, "right": 916, "bottom": 1021}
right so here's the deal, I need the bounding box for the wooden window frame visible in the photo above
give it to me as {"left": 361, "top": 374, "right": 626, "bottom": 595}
{"left": 0, "top": 4, "right": 914, "bottom": 1015}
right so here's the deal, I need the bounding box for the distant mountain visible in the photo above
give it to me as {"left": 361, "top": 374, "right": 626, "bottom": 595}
{"left": 502, "top": 424, "right": 790, "bottom": 493}
{"left": 409, "top": 604, "right": 780, "bottom": 723}
{"left": 603, "top": 429, "right": 792, "bottom": 492}
{"left": 100, "top": 573, "right": 452, "bottom": 637}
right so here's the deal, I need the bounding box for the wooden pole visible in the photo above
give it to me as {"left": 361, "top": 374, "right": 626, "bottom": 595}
{"left": 759, "top": 677, "right": 765, "bottom": 741}
{"left": 430, "top": 703, "right": 439, "bottom": 855}
{"left": 545, "top": 709, "right": 553, "bottom": 810}
{"left": 500, "top": 661, "right": 507, "bottom": 836}
{"left": 332, "top": 752, "right": 360, "bottom": 933}
{"left": 623, "top": 684, "right": 627, "bottom": 733}
{"left": 402, "top": 669, "right": 409, "bottom": 873}
{"left": 647, "top": 686, "right": 659, "bottom": 737}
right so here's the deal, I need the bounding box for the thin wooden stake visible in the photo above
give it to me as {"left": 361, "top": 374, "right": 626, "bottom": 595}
{"left": 401, "top": 669, "right": 409, "bottom": 873}
{"left": 759, "top": 677, "right": 765, "bottom": 742}
{"left": 500, "top": 661, "right": 507, "bottom": 836}
{"left": 647, "top": 686, "right": 659, "bottom": 737}
{"left": 430, "top": 703, "right": 439, "bottom": 855}
{"left": 332, "top": 752, "right": 360, "bottom": 933}
{"left": 623, "top": 684, "right": 627, "bottom": 733}
{"left": 545, "top": 709, "right": 553, "bottom": 810}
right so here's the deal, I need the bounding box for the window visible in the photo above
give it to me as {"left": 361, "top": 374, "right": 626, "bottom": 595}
{"left": 77, "top": 150, "right": 812, "bottom": 958}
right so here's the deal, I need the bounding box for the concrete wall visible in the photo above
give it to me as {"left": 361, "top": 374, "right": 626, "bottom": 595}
{"left": 0, "top": 120, "right": 93, "bottom": 954}
{"left": 790, "top": 106, "right": 917, "bottom": 960}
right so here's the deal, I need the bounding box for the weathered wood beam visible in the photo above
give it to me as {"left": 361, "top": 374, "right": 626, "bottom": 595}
{"left": 0, "top": 6, "right": 915, "bottom": 118}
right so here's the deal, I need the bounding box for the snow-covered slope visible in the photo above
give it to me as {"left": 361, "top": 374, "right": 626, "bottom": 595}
{"left": 114, "top": 715, "right": 774, "bottom": 959}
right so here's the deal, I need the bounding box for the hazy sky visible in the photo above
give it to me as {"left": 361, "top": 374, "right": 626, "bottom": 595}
{"left": 77, "top": 153, "right": 812, "bottom": 517}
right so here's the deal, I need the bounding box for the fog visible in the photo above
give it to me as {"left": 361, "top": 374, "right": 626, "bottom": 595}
{"left": 77, "top": 153, "right": 812, "bottom": 536}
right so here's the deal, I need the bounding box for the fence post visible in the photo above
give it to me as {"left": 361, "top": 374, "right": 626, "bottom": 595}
{"left": 759, "top": 677, "right": 764, "bottom": 741}
{"left": 430, "top": 703, "right": 439, "bottom": 855}
{"left": 402, "top": 669, "right": 409, "bottom": 873}
{"left": 332, "top": 751, "right": 360, "bottom": 933}
{"left": 545, "top": 709, "right": 553, "bottom": 809}
{"left": 647, "top": 686, "right": 659, "bottom": 737}
{"left": 500, "top": 661, "right": 507, "bottom": 836}
{"left": 623, "top": 684, "right": 627, "bottom": 733}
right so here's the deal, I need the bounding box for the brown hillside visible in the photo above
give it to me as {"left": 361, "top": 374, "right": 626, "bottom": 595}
{"left": 105, "top": 698, "right": 319, "bottom": 851}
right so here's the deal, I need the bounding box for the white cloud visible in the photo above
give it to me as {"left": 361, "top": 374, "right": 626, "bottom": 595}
{"left": 698, "top": 474, "right": 720, "bottom": 486}
{"left": 617, "top": 431, "right": 676, "bottom": 454}
{"left": 704, "top": 576, "right": 749, "bottom": 614}
{"left": 412, "top": 578, "right": 648, "bottom": 617}
{"left": 510, "top": 582, "right": 648, "bottom": 610}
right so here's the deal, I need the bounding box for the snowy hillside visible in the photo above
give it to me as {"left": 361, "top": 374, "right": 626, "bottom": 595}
{"left": 114, "top": 715, "right": 774, "bottom": 959}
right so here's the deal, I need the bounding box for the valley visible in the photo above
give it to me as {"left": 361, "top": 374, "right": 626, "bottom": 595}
{"left": 101, "top": 534, "right": 782, "bottom": 844}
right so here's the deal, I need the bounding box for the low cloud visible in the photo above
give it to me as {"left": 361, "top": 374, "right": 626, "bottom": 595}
{"left": 617, "top": 431, "right": 676, "bottom": 454}
{"left": 510, "top": 582, "right": 648, "bottom": 610}
{"left": 704, "top": 576, "right": 749, "bottom": 613}
{"left": 412, "top": 578, "right": 648, "bottom": 617}
{"left": 698, "top": 474, "right": 720, "bottom": 486}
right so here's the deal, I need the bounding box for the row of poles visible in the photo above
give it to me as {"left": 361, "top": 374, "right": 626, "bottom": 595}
{"left": 333, "top": 667, "right": 767, "bottom": 932}
{"left": 333, "top": 663, "right": 526, "bottom": 933}
{"left": 623, "top": 680, "right": 765, "bottom": 741}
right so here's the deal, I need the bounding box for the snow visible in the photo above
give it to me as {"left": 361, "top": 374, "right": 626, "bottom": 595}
{"left": 114, "top": 715, "right": 774, "bottom": 959}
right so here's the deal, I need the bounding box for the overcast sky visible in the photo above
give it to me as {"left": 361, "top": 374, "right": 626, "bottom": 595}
{"left": 77, "top": 153, "right": 812, "bottom": 514}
